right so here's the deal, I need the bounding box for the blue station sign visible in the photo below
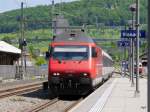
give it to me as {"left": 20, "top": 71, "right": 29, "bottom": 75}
{"left": 121, "top": 30, "right": 146, "bottom": 38}
{"left": 117, "top": 40, "right": 130, "bottom": 47}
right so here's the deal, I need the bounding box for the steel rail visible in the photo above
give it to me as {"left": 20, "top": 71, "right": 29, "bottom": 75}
{"left": 64, "top": 98, "right": 83, "bottom": 112}
{"left": 27, "top": 98, "right": 83, "bottom": 112}
{"left": 0, "top": 82, "right": 43, "bottom": 98}
{"left": 26, "top": 98, "right": 59, "bottom": 112}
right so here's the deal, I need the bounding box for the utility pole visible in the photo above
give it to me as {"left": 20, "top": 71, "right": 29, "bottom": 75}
{"left": 135, "top": 0, "right": 140, "bottom": 94}
{"left": 52, "top": 0, "right": 55, "bottom": 17}
{"left": 131, "top": 11, "right": 135, "bottom": 86}
{"left": 148, "top": 0, "right": 150, "bottom": 111}
{"left": 52, "top": 0, "right": 57, "bottom": 36}
{"left": 19, "top": 2, "right": 24, "bottom": 79}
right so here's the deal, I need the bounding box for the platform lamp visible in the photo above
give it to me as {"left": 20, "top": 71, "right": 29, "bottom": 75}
{"left": 135, "top": 0, "right": 140, "bottom": 94}
{"left": 148, "top": 0, "right": 150, "bottom": 111}
{"left": 129, "top": 3, "right": 136, "bottom": 86}
{"left": 129, "top": 1, "right": 140, "bottom": 94}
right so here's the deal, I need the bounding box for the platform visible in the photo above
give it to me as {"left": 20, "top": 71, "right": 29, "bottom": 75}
{"left": 69, "top": 76, "right": 147, "bottom": 112}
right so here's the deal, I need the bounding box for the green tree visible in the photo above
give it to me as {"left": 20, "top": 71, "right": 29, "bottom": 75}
{"left": 35, "top": 57, "right": 46, "bottom": 66}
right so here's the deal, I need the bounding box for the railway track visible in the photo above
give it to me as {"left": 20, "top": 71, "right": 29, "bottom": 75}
{"left": 64, "top": 98, "right": 83, "bottom": 112}
{"left": 0, "top": 82, "right": 43, "bottom": 99}
{"left": 26, "top": 98, "right": 59, "bottom": 112}
{"left": 25, "top": 98, "right": 83, "bottom": 112}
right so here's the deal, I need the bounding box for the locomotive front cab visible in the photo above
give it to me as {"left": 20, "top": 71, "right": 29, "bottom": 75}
{"left": 47, "top": 44, "right": 97, "bottom": 95}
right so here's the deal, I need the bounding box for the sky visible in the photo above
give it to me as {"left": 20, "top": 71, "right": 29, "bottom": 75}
{"left": 0, "top": 0, "right": 77, "bottom": 13}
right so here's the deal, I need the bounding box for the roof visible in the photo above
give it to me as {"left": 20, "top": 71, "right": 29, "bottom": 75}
{"left": 53, "top": 30, "right": 95, "bottom": 43}
{"left": 0, "top": 41, "right": 21, "bottom": 54}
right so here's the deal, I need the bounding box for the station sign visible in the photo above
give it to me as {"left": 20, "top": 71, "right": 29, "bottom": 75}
{"left": 121, "top": 30, "right": 146, "bottom": 38}
{"left": 117, "top": 40, "right": 130, "bottom": 47}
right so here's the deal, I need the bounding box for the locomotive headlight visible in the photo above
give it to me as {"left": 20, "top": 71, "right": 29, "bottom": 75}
{"left": 53, "top": 73, "right": 57, "bottom": 76}
{"left": 56, "top": 73, "right": 60, "bottom": 76}
{"left": 83, "top": 73, "right": 88, "bottom": 76}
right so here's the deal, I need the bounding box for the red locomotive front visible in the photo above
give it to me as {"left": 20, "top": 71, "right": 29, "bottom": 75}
{"left": 45, "top": 30, "right": 113, "bottom": 97}
{"left": 49, "top": 44, "right": 91, "bottom": 78}
{"left": 48, "top": 42, "right": 102, "bottom": 95}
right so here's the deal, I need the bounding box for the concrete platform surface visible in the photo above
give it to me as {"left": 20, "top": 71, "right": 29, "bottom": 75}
{"left": 69, "top": 77, "right": 147, "bottom": 112}
{"left": 101, "top": 78, "right": 147, "bottom": 112}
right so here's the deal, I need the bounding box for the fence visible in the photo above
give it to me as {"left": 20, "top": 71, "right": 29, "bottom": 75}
{"left": 0, "top": 65, "right": 48, "bottom": 79}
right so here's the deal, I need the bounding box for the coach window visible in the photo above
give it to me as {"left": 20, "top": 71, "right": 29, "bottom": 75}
{"left": 49, "top": 46, "right": 53, "bottom": 57}
{"left": 46, "top": 46, "right": 53, "bottom": 59}
{"left": 92, "top": 47, "right": 97, "bottom": 57}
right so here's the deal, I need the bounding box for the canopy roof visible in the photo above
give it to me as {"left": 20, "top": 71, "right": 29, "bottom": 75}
{"left": 0, "top": 41, "right": 21, "bottom": 54}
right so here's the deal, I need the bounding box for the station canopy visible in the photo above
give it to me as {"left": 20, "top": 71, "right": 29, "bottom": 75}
{"left": 0, "top": 41, "right": 21, "bottom": 54}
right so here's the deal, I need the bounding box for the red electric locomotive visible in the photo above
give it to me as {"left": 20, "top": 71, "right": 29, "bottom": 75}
{"left": 46, "top": 30, "right": 114, "bottom": 96}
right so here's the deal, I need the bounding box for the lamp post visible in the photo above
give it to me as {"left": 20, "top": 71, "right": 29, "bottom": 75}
{"left": 135, "top": 0, "right": 140, "bottom": 94}
{"left": 148, "top": 0, "right": 150, "bottom": 111}
{"left": 129, "top": 3, "right": 136, "bottom": 86}
{"left": 129, "top": 1, "right": 140, "bottom": 94}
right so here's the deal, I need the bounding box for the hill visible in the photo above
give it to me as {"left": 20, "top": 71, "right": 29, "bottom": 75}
{"left": 0, "top": 0, "right": 147, "bottom": 65}
{"left": 0, "top": 0, "right": 147, "bottom": 33}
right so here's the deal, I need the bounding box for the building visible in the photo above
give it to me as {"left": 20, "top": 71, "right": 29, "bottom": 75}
{"left": 0, "top": 41, "right": 21, "bottom": 65}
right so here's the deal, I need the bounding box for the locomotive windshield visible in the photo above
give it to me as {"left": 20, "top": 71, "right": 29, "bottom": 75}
{"left": 52, "top": 45, "right": 89, "bottom": 60}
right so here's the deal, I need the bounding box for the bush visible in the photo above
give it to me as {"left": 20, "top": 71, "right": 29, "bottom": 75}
{"left": 35, "top": 57, "right": 46, "bottom": 66}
